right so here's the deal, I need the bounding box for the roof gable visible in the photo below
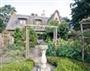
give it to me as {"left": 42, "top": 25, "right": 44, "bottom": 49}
{"left": 48, "top": 10, "right": 61, "bottom": 23}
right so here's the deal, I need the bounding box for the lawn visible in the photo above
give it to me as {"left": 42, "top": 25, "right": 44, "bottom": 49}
{"left": 48, "top": 57, "right": 90, "bottom": 71}
{"left": 0, "top": 59, "right": 34, "bottom": 71}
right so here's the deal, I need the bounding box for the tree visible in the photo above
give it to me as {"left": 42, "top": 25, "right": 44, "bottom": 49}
{"left": 58, "top": 21, "right": 69, "bottom": 39}
{"left": 0, "top": 19, "right": 5, "bottom": 33}
{"left": 70, "top": 0, "right": 90, "bottom": 30}
{"left": 62, "top": 17, "right": 70, "bottom": 23}
{"left": 0, "top": 5, "right": 16, "bottom": 32}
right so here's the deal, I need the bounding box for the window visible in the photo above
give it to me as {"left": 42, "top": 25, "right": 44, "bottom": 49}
{"left": 19, "top": 19, "right": 26, "bottom": 24}
{"left": 18, "top": 18, "right": 27, "bottom": 25}
{"left": 35, "top": 19, "right": 42, "bottom": 25}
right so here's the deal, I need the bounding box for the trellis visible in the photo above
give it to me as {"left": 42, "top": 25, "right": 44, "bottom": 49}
{"left": 25, "top": 24, "right": 58, "bottom": 58}
{"left": 80, "top": 17, "right": 90, "bottom": 61}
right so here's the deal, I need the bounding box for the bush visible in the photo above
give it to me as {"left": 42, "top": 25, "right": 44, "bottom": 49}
{"left": 56, "top": 46, "right": 81, "bottom": 60}
{"left": 46, "top": 39, "right": 90, "bottom": 62}
{"left": 58, "top": 21, "right": 69, "bottom": 39}
{"left": 8, "top": 44, "right": 24, "bottom": 50}
{"left": 46, "top": 44, "right": 56, "bottom": 56}
{"left": 46, "top": 39, "right": 82, "bottom": 60}
{"left": 48, "top": 57, "right": 90, "bottom": 71}
{"left": 83, "top": 30, "right": 90, "bottom": 44}
{"left": 56, "top": 39, "right": 82, "bottom": 60}
{"left": 46, "top": 40, "right": 56, "bottom": 56}
{"left": 0, "top": 59, "right": 34, "bottom": 71}
{"left": 13, "top": 28, "right": 25, "bottom": 50}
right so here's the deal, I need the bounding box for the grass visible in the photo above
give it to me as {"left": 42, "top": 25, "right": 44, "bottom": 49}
{"left": 0, "top": 59, "right": 34, "bottom": 71}
{"left": 48, "top": 57, "right": 90, "bottom": 71}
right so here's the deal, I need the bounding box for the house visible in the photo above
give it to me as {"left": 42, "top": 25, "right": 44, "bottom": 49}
{"left": 2, "top": 10, "right": 61, "bottom": 47}
{"left": 6, "top": 10, "right": 61, "bottom": 31}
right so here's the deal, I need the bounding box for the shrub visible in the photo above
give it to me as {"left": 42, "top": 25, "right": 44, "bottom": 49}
{"left": 58, "top": 21, "right": 69, "bottom": 39}
{"left": 56, "top": 46, "right": 81, "bottom": 59}
{"left": 46, "top": 40, "right": 56, "bottom": 56}
{"left": 46, "top": 39, "right": 82, "bottom": 60}
{"left": 46, "top": 44, "right": 56, "bottom": 56}
{"left": 56, "top": 39, "right": 82, "bottom": 60}
{"left": 48, "top": 57, "right": 90, "bottom": 71}
{"left": 83, "top": 30, "right": 90, "bottom": 44}
{"left": 13, "top": 28, "right": 37, "bottom": 49}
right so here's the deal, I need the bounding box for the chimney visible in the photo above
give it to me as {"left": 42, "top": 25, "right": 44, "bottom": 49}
{"left": 41, "top": 10, "right": 45, "bottom": 17}
{"left": 31, "top": 13, "right": 34, "bottom": 16}
{"left": 31, "top": 13, "right": 38, "bottom": 16}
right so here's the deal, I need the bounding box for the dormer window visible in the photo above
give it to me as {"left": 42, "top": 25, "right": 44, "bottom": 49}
{"left": 18, "top": 18, "right": 27, "bottom": 25}
{"left": 35, "top": 19, "right": 42, "bottom": 25}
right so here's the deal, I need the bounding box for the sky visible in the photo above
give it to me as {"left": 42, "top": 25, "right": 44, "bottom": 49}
{"left": 0, "top": 0, "right": 73, "bottom": 19}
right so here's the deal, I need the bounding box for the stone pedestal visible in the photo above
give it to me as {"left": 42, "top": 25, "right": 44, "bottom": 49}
{"left": 35, "top": 44, "right": 51, "bottom": 71}
{"left": 40, "top": 45, "right": 47, "bottom": 71}
{"left": 36, "top": 44, "right": 50, "bottom": 71}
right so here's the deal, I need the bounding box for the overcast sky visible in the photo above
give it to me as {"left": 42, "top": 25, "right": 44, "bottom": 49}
{"left": 1, "top": 0, "right": 73, "bottom": 19}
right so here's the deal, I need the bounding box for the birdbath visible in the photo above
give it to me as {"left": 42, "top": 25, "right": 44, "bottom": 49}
{"left": 37, "top": 41, "right": 50, "bottom": 71}
{"left": 40, "top": 45, "right": 48, "bottom": 71}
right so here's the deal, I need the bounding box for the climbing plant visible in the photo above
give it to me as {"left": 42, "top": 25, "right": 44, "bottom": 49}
{"left": 29, "top": 28, "right": 37, "bottom": 47}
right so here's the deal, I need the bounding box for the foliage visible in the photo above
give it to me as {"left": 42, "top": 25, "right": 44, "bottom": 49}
{"left": 83, "top": 30, "right": 90, "bottom": 44}
{"left": 46, "top": 39, "right": 90, "bottom": 62}
{"left": 0, "top": 5, "right": 16, "bottom": 32}
{"left": 85, "top": 44, "right": 90, "bottom": 53}
{"left": 48, "top": 57, "right": 90, "bottom": 71}
{"left": 8, "top": 47, "right": 23, "bottom": 59}
{"left": 13, "top": 28, "right": 24, "bottom": 50}
{"left": 46, "top": 39, "right": 82, "bottom": 60}
{"left": 46, "top": 40, "right": 56, "bottom": 56}
{"left": 56, "top": 39, "right": 82, "bottom": 60}
{"left": 12, "top": 27, "right": 37, "bottom": 50}
{"left": 70, "top": 0, "right": 90, "bottom": 30}
{"left": 62, "top": 17, "right": 70, "bottom": 22}
{"left": 44, "top": 20, "right": 59, "bottom": 40}
{"left": 45, "top": 20, "right": 70, "bottom": 40}
{"left": 29, "top": 28, "right": 37, "bottom": 47}
{"left": 48, "top": 20, "right": 60, "bottom": 26}
{"left": 44, "top": 31, "right": 53, "bottom": 41}
{"left": 58, "top": 21, "right": 69, "bottom": 39}
{"left": 0, "top": 19, "right": 5, "bottom": 33}
{"left": 0, "top": 59, "right": 34, "bottom": 71}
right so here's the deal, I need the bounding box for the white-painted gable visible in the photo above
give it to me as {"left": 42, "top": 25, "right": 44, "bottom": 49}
{"left": 53, "top": 11, "right": 61, "bottom": 24}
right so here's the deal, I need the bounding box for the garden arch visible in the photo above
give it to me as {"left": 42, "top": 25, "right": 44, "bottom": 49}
{"left": 25, "top": 24, "right": 58, "bottom": 58}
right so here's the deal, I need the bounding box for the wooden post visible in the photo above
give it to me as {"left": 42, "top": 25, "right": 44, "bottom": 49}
{"left": 25, "top": 26, "right": 29, "bottom": 59}
{"left": 80, "top": 23, "right": 84, "bottom": 61}
{"left": 53, "top": 27, "right": 57, "bottom": 44}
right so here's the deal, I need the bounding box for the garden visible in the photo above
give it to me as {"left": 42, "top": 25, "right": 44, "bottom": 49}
{"left": 0, "top": 0, "right": 90, "bottom": 71}
{"left": 0, "top": 19, "right": 90, "bottom": 71}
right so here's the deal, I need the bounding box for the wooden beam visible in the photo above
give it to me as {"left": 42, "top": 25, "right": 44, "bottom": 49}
{"left": 25, "top": 26, "right": 30, "bottom": 59}
{"left": 80, "top": 23, "right": 85, "bottom": 62}
{"left": 25, "top": 24, "right": 58, "bottom": 28}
